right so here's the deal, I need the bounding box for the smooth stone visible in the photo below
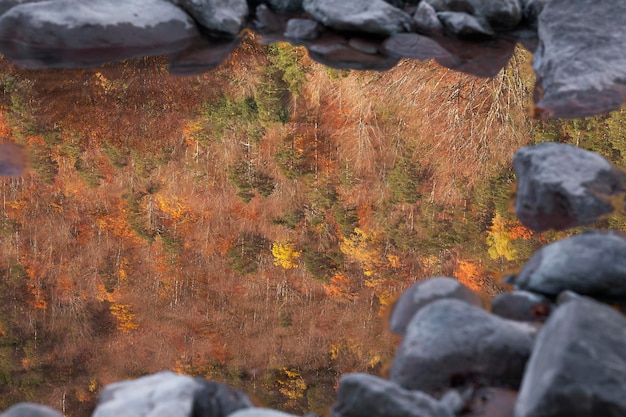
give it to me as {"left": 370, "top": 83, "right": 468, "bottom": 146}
{"left": 433, "top": 36, "right": 516, "bottom": 77}
{"left": 173, "top": 0, "right": 248, "bottom": 36}
{"left": 491, "top": 291, "right": 553, "bottom": 322}
{"left": 0, "top": 0, "right": 44, "bottom": 16}
{"left": 413, "top": 1, "right": 444, "bottom": 35}
{"left": 192, "top": 377, "right": 254, "bottom": 417}
{"left": 0, "top": 0, "right": 199, "bottom": 68}
{"left": 383, "top": 33, "right": 451, "bottom": 60}
{"left": 347, "top": 38, "right": 379, "bottom": 55}
{"left": 533, "top": 0, "right": 626, "bottom": 118}
{"left": 302, "top": 0, "right": 414, "bottom": 36}
{"left": 307, "top": 34, "right": 400, "bottom": 71}
{"left": 437, "top": 11, "right": 494, "bottom": 37}
{"left": 389, "top": 299, "right": 536, "bottom": 392}
{"left": 284, "top": 18, "right": 319, "bottom": 40}
{"left": 425, "top": 0, "right": 522, "bottom": 29}
{"left": 508, "top": 230, "right": 626, "bottom": 300}
{"left": 331, "top": 373, "right": 454, "bottom": 417}
{"left": 389, "top": 277, "right": 481, "bottom": 335}
{"left": 515, "top": 297, "right": 626, "bottom": 417}
{"left": 513, "top": 142, "right": 626, "bottom": 231}
{"left": 466, "top": 388, "right": 518, "bottom": 417}
{"left": 0, "top": 403, "right": 61, "bottom": 417}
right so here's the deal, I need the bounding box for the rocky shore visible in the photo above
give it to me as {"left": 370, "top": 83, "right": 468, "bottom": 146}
{"left": 5, "top": 141, "right": 626, "bottom": 417}
{"left": 0, "top": 0, "right": 624, "bottom": 118}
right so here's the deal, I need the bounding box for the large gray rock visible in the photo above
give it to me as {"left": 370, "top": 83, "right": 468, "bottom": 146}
{"left": 533, "top": 0, "right": 626, "bottom": 118}
{"left": 389, "top": 277, "right": 482, "bottom": 335}
{"left": 302, "top": 0, "right": 413, "bottom": 36}
{"left": 491, "top": 290, "right": 553, "bottom": 322}
{"left": 173, "top": 0, "right": 248, "bottom": 36}
{"left": 331, "top": 373, "right": 454, "bottom": 417}
{"left": 0, "top": 403, "right": 61, "bottom": 417}
{"left": 0, "top": 0, "right": 199, "bottom": 68}
{"left": 507, "top": 230, "right": 626, "bottom": 300}
{"left": 93, "top": 371, "right": 252, "bottom": 417}
{"left": 389, "top": 299, "right": 536, "bottom": 392}
{"left": 425, "top": 0, "right": 522, "bottom": 30}
{"left": 513, "top": 143, "right": 626, "bottom": 231}
{"left": 515, "top": 297, "right": 626, "bottom": 417}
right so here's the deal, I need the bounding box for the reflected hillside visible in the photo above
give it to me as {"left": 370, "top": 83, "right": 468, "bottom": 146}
{"left": 2, "top": 39, "right": 626, "bottom": 416}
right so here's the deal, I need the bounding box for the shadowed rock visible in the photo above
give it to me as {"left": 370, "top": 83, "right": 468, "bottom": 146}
{"left": 533, "top": 0, "right": 626, "bottom": 118}
{"left": 192, "top": 377, "right": 254, "bottom": 417}
{"left": 389, "top": 299, "right": 536, "bottom": 393}
{"left": 515, "top": 297, "right": 626, "bottom": 417}
{"left": 437, "top": 11, "right": 494, "bottom": 37}
{"left": 389, "top": 277, "right": 482, "bottom": 335}
{"left": 509, "top": 230, "right": 626, "bottom": 300}
{"left": 462, "top": 388, "right": 517, "bottom": 417}
{"left": 169, "top": 36, "right": 242, "bottom": 76}
{"left": 0, "top": 403, "right": 61, "bottom": 417}
{"left": 491, "top": 290, "right": 553, "bottom": 322}
{"left": 513, "top": 143, "right": 626, "bottom": 231}
{"left": 331, "top": 373, "right": 454, "bottom": 417}
{"left": 424, "top": 0, "right": 522, "bottom": 30}
{"left": 173, "top": 0, "right": 248, "bottom": 36}
{"left": 0, "top": 0, "right": 200, "bottom": 68}
{"left": 228, "top": 409, "right": 299, "bottom": 417}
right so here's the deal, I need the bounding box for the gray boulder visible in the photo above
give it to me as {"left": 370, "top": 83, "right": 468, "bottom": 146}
{"left": 533, "top": 0, "right": 626, "bottom": 118}
{"left": 389, "top": 299, "right": 536, "bottom": 392}
{"left": 515, "top": 297, "right": 626, "bottom": 417}
{"left": 508, "top": 230, "right": 626, "bottom": 299}
{"left": 192, "top": 377, "right": 254, "bottom": 417}
{"left": 331, "top": 373, "right": 454, "bottom": 417}
{"left": 491, "top": 290, "right": 553, "bottom": 322}
{"left": 284, "top": 19, "right": 319, "bottom": 40}
{"left": 437, "top": 11, "right": 494, "bottom": 36}
{"left": 173, "top": 0, "right": 248, "bottom": 36}
{"left": 513, "top": 142, "right": 626, "bottom": 231}
{"left": 0, "top": 0, "right": 199, "bottom": 68}
{"left": 0, "top": 403, "right": 61, "bottom": 417}
{"left": 424, "top": 0, "right": 522, "bottom": 29}
{"left": 266, "top": 0, "right": 303, "bottom": 13}
{"left": 413, "top": 1, "right": 444, "bottom": 34}
{"left": 302, "top": 0, "right": 413, "bottom": 36}
{"left": 389, "top": 277, "right": 481, "bottom": 335}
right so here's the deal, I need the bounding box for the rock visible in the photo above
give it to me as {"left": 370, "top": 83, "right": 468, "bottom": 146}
{"left": 0, "top": 0, "right": 44, "bottom": 16}
{"left": 0, "top": 143, "right": 26, "bottom": 176}
{"left": 433, "top": 36, "right": 516, "bottom": 77}
{"left": 389, "top": 299, "right": 536, "bottom": 392}
{"left": 424, "top": 0, "right": 522, "bottom": 30}
{"left": 383, "top": 33, "right": 451, "bottom": 60}
{"left": 173, "top": 0, "right": 248, "bottom": 36}
{"left": 465, "top": 388, "right": 517, "bottom": 417}
{"left": 389, "top": 277, "right": 482, "bottom": 335}
{"left": 302, "top": 0, "right": 414, "bottom": 36}
{"left": 266, "top": 0, "right": 303, "bottom": 13}
{"left": 307, "top": 34, "right": 399, "bottom": 71}
{"left": 331, "top": 373, "right": 454, "bottom": 417}
{"left": 515, "top": 297, "right": 626, "bottom": 417}
{"left": 508, "top": 230, "right": 626, "bottom": 300}
{"left": 533, "top": 0, "right": 626, "bottom": 118}
{"left": 437, "top": 11, "right": 494, "bottom": 37}
{"left": 0, "top": 0, "right": 199, "bottom": 68}
{"left": 0, "top": 403, "right": 61, "bottom": 417}
{"left": 440, "top": 389, "right": 467, "bottom": 414}
{"left": 513, "top": 142, "right": 626, "bottom": 231}
{"left": 169, "top": 36, "right": 242, "bottom": 75}
{"left": 491, "top": 291, "right": 553, "bottom": 322}
{"left": 228, "top": 409, "right": 299, "bottom": 417}
{"left": 284, "top": 18, "right": 319, "bottom": 40}
{"left": 519, "top": 0, "right": 546, "bottom": 25}
{"left": 413, "top": 1, "right": 444, "bottom": 34}
{"left": 192, "top": 377, "right": 254, "bottom": 417}
{"left": 252, "top": 4, "right": 290, "bottom": 43}
{"left": 93, "top": 371, "right": 252, "bottom": 417}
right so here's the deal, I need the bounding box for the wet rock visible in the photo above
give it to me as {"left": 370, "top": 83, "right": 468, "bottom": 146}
{"left": 174, "top": 0, "right": 248, "bottom": 36}
{"left": 424, "top": 0, "right": 522, "bottom": 30}
{"left": 266, "top": 0, "right": 303, "bottom": 13}
{"left": 169, "top": 36, "right": 242, "bottom": 75}
{"left": 513, "top": 142, "right": 626, "bottom": 231}
{"left": 0, "top": 403, "right": 61, "bottom": 417}
{"left": 533, "top": 0, "right": 626, "bottom": 118}
{"left": 192, "top": 377, "right": 254, "bottom": 417}
{"left": 284, "top": 18, "right": 319, "bottom": 40}
{"left": 390, "top": 299, "right": 536, "bottom": 392}
{"left": 437, "top": 11, "right": 494, "bottom": 37}
{"left": 331, "top": 373, "right": 453, "bottom": 417}
{"left": 413, "top": 1, "right": 444, "bottom": 35}
{"left": 515, "top": 297, "right": 626, "bottom": 417}
{"left": 491, "top": 291, "right": 553, "bottom": 322}
{"left": 463, "top": 388, "right": 517, "bottom": 417}
{"left": 433, "top": 36, "right": 516, "bottom": 77}
{"left": 228, "top": 409, "right": 299, "bottom": 417}
{"left": 252, "top": 4, "right": 290, "bottom": 43}
{"left": 389, "top": 277, "right": 482, "bottom": 335}
{"left": 0, "top": 0, "right": 199, "bottom": 68}
{"left": 383, "top": 33, "right": 451, "bottom": 60}
{"left": 307, "top": 34, "right": 399, "bottom": 71}
{"left": 508, "top": 230, "right": 626, "bottom": 300}
{"left": 302, "top": 0, "right": 414, "bottom": 36}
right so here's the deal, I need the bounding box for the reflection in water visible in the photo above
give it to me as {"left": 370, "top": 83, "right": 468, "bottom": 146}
{"left": 1, "top": 40, "right": 626, "bottom": 416}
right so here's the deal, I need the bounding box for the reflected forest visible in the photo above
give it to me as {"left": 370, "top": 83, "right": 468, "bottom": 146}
{"left": 2, "top": 38, "right": 626, "bottom": 416}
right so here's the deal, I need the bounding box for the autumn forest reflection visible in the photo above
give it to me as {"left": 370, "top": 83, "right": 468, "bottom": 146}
{"left": 2, "top": 38, "right": 626, "bottom": 417}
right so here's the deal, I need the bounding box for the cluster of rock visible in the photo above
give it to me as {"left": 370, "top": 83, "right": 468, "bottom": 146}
{"left": 0, "top": 0, "right": 623, "bottom": 118}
